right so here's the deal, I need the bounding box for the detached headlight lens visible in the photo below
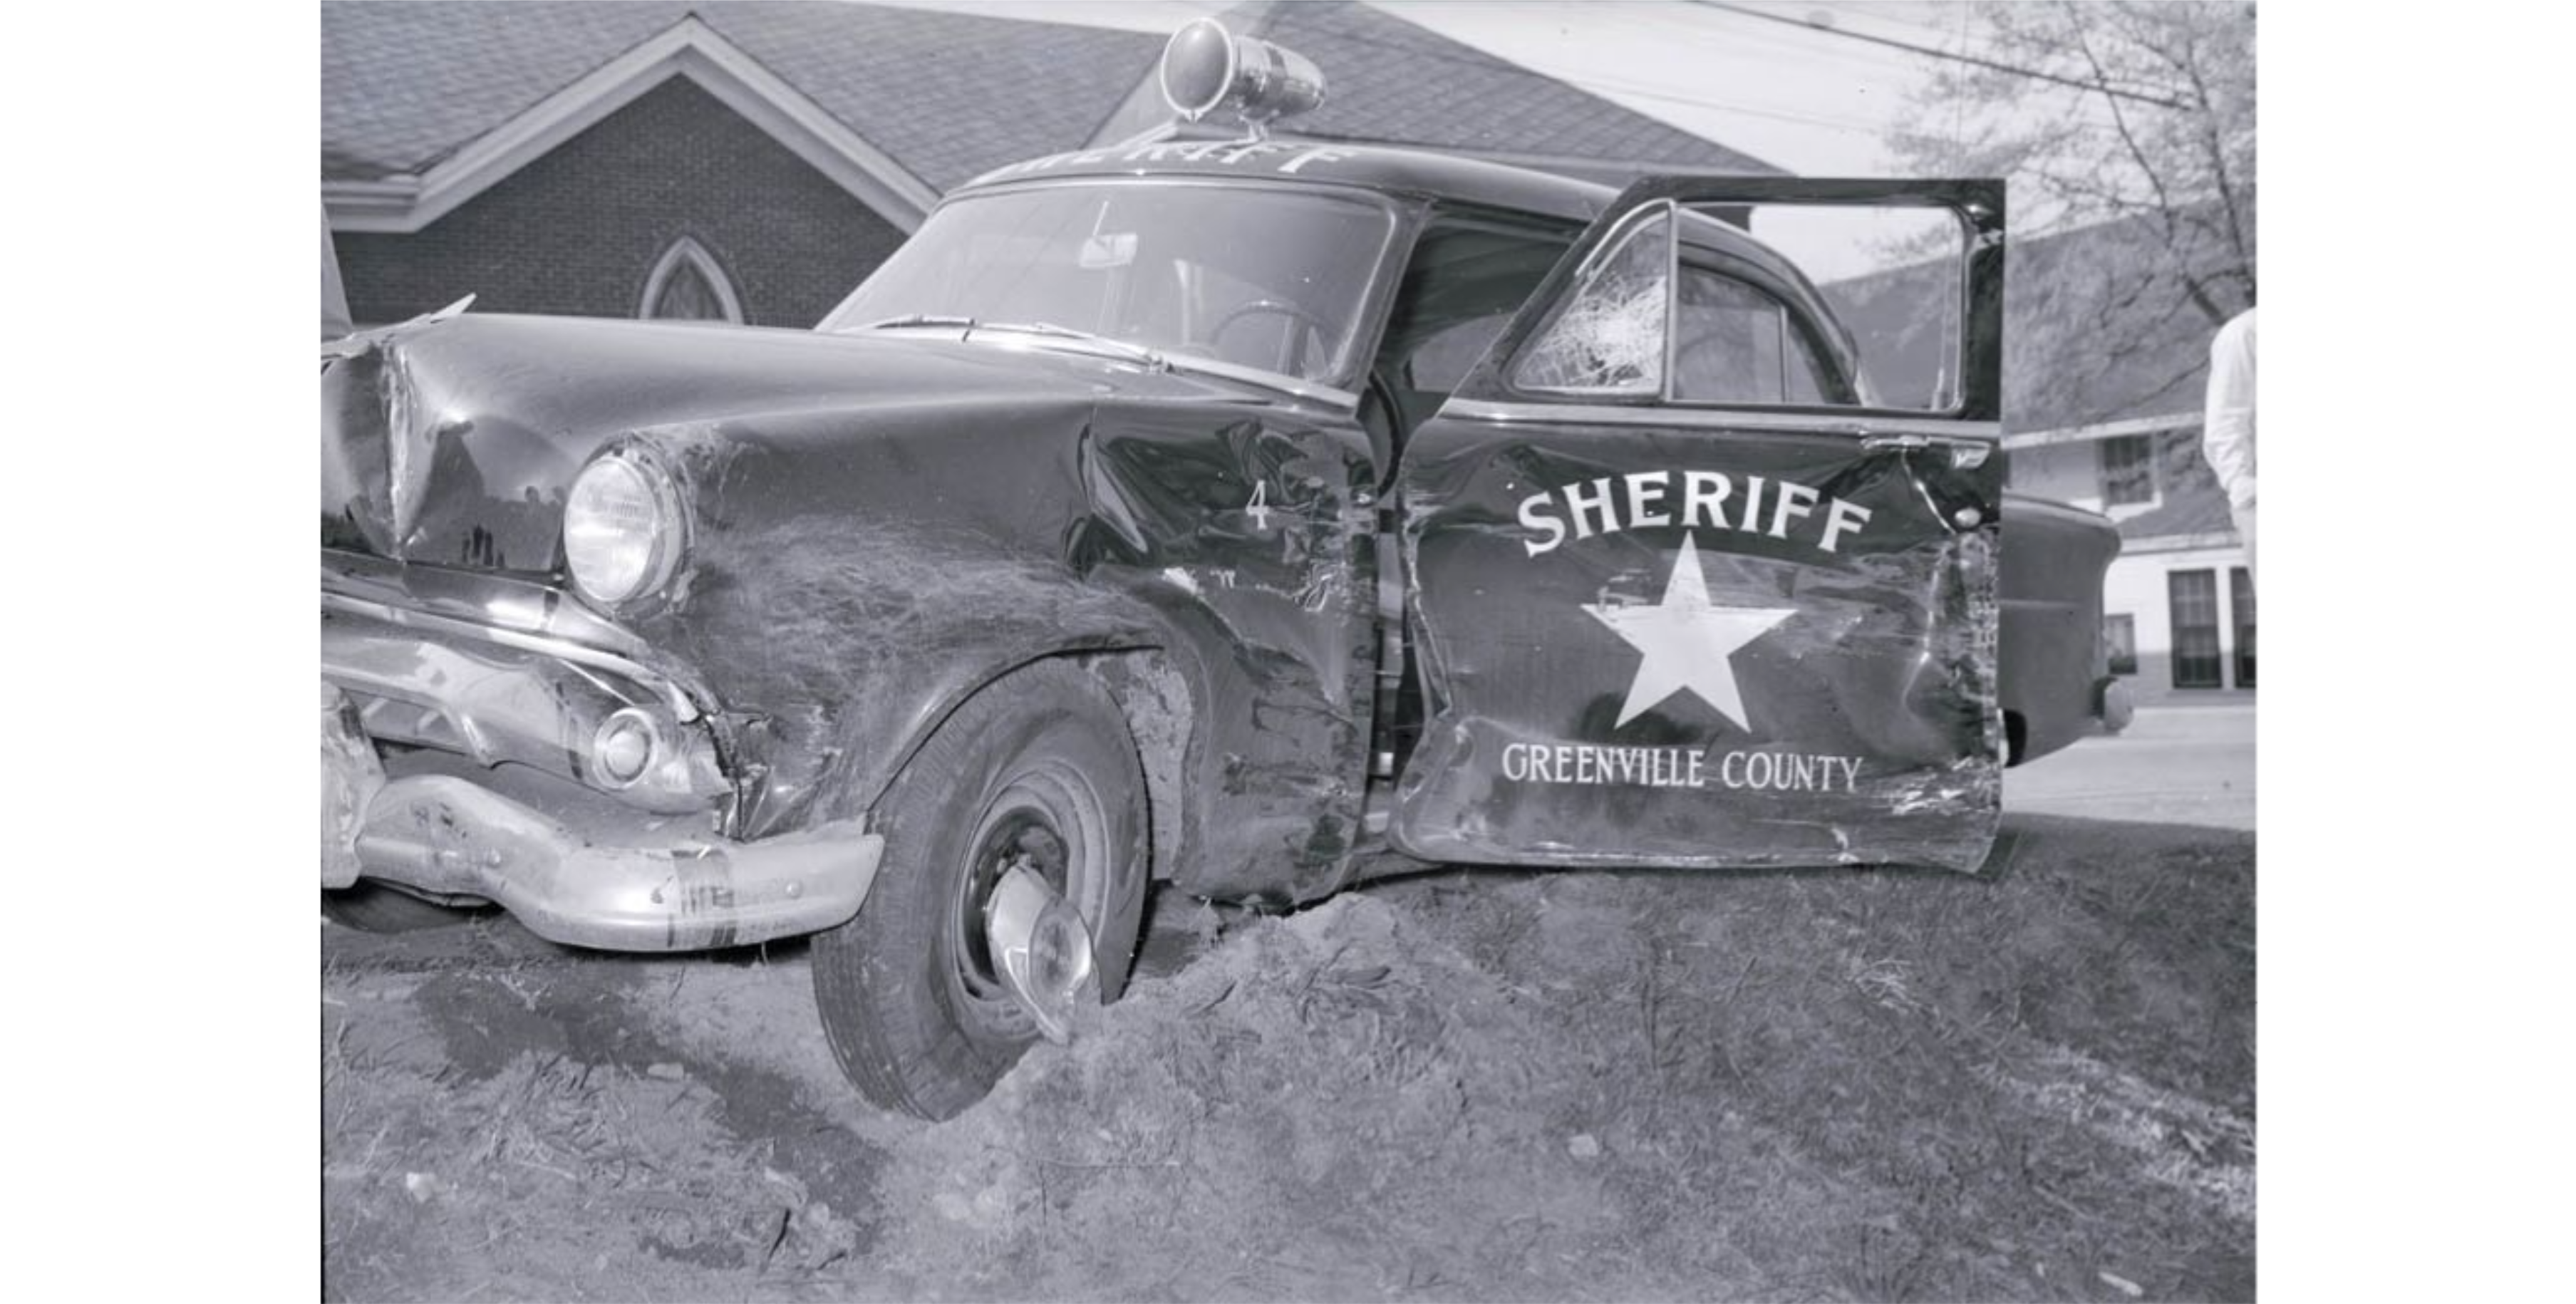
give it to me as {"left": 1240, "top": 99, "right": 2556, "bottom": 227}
{"left": 563, "top": 449, "right": 684, "bottom": 606}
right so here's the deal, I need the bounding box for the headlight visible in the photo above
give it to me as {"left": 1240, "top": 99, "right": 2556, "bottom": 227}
{"left": 563, "top": 448, "right": 685, "bottom": 606}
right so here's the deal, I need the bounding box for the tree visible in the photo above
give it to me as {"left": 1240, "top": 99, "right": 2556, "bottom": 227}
{"left": 1889, "top": 1, "right": 2256, "bottom": 433}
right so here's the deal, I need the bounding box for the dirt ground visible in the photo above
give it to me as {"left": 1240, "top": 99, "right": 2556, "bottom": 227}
{"left": 322, "top": 800, "right": 2253, "bottom": 1303}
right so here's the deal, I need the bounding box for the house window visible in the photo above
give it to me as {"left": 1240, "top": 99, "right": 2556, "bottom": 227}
{"left": 2100, "top": 435, "right": 2155, "bottom": 506}
{"left": 2230, "top": 566, "right": 2256, "bottom": 689}
{"left": 2168, "top": 569, "right": 2223, "bottom": 688}
{"left": 2104, "top": 614, "right": 2138, "bottom": 676}
{"left": 641, "top": 236, "right": 744, "bottom": 324}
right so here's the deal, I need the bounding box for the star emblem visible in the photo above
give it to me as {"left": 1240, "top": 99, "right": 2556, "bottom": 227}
{"left": 1583, "top": 532, "right": 1795, "bottom": 730}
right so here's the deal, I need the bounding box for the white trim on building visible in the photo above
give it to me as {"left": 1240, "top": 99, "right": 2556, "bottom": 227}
{"left": 322, "top": 16, "right": 938, "bottom": 236}
{"left": 2009, "top": 414, "right": 2255, "bottom": 698}
{"left": 2002, "top": 411, "right": 2198, "bottom": 451}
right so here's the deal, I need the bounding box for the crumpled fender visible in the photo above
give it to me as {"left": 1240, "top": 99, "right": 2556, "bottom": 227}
{"left": 621, "top": 388, "right": 1377, "bottom": 906}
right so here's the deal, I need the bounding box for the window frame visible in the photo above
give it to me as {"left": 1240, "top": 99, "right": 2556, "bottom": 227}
{"left": 1504, "top": 199, "right": 1866, "bottom": 409}
{"left": 2168, "top": 569, "right": 2225, "bottom": 689}
{"left": 2100, "top": 434, "right": 2157, "bottom": 507}
{"left": 639, "top": 235, "right": 745, "bottom": 324}
{"left": 2104, "top": 613, "right": 2138, "bottom": 677}
{"left": 2229, "top": 566, "right": 2256, "bottom": 689}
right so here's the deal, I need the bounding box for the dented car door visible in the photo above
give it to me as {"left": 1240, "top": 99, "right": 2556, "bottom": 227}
{"left": 1390, "top": 178, "right": 2007, "bottom": 872}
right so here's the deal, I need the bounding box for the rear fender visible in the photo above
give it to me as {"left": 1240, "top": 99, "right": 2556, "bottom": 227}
{"left": 1999, "top": 492, "right": 2121, "bottom": 764}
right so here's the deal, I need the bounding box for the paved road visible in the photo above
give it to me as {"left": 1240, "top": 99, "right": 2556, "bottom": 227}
{"left": 2005, "top": 703, "right": 2255, "bottom": 831}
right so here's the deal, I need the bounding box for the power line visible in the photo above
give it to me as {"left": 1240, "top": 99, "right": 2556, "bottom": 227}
{"left": 1568, "top": 71, "right": 1903, "bottom": 133}
{"left": 1577, "top": 83, "right": 1886, "bottom": 135}
{"left": 1839, "top": 5, "right": 1979, "bottom": 43}
{"left": 1615, "top": 0, "right": 1945, "bottom": 73}
{"left": 1336, "top": 26, "right": 1912, "bottom": 137}
{"left": 1328, "top": 17, "right": 2112, "bottom": 153}
{"left": 1683, "top": 1, "right": 2198, "bottom": 112}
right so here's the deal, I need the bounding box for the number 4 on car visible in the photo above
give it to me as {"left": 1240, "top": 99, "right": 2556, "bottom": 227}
{"left": 319, "top": 19, "right": 2131, "bottom": 1120}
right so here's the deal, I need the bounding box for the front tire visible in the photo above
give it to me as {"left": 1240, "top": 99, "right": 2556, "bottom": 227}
{"left": 810, "top": 661, "right": 1149, "bottom": 1120}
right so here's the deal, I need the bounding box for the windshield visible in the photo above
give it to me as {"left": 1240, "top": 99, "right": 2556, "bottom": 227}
{"left": 820, "top": 182, "right": 1400, "bottom": 389}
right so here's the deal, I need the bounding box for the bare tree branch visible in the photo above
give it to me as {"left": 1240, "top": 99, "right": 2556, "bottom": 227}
{"left": 1889, "top": 1, "right": 2255, "bottom": 430}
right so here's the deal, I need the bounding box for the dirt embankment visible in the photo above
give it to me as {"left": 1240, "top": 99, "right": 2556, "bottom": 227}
{"left": 324, "top": 812, "right": 2254, "bottom": 1302}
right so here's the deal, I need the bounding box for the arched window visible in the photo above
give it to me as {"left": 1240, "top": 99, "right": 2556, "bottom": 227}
{"left": 639, "top": 236, "right": 745, "bottom": 323}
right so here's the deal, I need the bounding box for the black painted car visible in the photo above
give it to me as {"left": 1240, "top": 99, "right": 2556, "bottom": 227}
{"left": 321, "top": 21, "right": 2128, "bottom": 1119}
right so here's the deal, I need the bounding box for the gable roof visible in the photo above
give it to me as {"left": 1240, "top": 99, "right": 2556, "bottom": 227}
{"left": 1086, "top": 0, "right": 1782, "bottom": 181}
{"left": 2113, "top": 475, "right": 2234, "bottom": 543}
{"left": 2002, "top": 212, "right": 2238, "bottom": 435}
{"left": 1826, "top": 212, "right": 2239, "bottom": 438}
{"left": 319, "top": 1, "right": 1159, "bottom": 205}
{"left": 325, "top": 1, "right": 1783, "bottom": 234}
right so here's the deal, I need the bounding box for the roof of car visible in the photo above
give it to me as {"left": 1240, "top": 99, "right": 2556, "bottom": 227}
{"left": 956, "top": 135, "right": 1819, "bottom": 295}
{"left": 959, "top": 135, "right": 1625, "bottom": 225}
{"left": 1082, "top": 0, "right": 1783, "bottom": 182}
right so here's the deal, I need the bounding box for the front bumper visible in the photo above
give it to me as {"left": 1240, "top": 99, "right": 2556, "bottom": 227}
{"left": 324, "top": 685, "right": 879, "bottom": 950}
{"left": 321, "top": 552, "right": 877, "bottom": 951}
{"left": 2097, "top": 676, "right": 2136, "bottom": 734}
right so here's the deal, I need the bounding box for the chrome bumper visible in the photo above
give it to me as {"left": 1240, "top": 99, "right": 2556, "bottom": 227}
{"left": 322, "top": 615, "right": 730, "bottom": 815}
{"left": 323, "top": 692, "right": 876, "bottom": 953}
{"left": 2096, "top": 676, "right": 2136, "bottom": 734}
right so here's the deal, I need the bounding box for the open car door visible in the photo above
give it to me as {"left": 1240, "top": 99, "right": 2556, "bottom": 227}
{"left": 1389, "top": 178, "right": 2007, "bottom": 872}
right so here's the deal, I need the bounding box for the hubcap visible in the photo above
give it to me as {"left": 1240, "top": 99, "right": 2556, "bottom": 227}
{"left": 961, "top": 808, "right": 1066, "bottom": 988}
{"left": 953, "top": 780, "right": 1101, "bottom": 1042}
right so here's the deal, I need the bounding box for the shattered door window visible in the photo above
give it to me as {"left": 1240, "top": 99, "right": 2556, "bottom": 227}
{"left": 1513, "top": 206, "right": 1670, "bottom": 395}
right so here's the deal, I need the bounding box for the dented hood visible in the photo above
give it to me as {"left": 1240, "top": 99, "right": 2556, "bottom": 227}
{"left": 320, "top": 314, "right": 1194, "bottom": 574}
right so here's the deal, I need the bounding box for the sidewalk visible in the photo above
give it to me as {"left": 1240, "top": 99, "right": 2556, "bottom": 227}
{"left": 2004, "top": 705, "right": 2255, "bottom": 831}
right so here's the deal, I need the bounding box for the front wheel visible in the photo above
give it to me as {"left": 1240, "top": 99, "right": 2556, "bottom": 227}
{"left": 810, "top": 661, "right": 1149, "bottom": 1120}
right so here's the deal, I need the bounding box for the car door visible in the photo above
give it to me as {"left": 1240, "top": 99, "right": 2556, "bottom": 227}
{"left": 1388, "top": 177, "right": 2006, "bottom": 872}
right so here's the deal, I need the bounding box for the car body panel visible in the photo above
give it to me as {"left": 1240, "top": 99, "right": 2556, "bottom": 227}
{"left": 322, "top": 311, "right": 1382, "bottom": 904}
{"left": 321, "top": 139, "right": 2122, "bottom": 936}
{"left": 1389, "top": 177, "right": 2011, "bottom": 873}
{"left": 1390, "top": 409, "right": 2002, "bottom": 871}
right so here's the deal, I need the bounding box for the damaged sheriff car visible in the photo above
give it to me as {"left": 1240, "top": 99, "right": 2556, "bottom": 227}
{"left": 321, "top": 21, "right": 2129, "bottom": 1119}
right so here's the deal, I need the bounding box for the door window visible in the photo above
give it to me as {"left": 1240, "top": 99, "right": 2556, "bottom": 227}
{"left": 1511, "top": 207, "right": 1671, "bottom": 395}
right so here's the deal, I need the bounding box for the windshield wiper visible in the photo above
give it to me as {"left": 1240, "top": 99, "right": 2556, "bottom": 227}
{"left": 859, "top": 314, "right": 978, "bottom": 330}
{"left": 975, "top": 321, "right": 1168, "bottom": 371}
{"left": 859, "top": 315, "right": 1168, "bottom": 371}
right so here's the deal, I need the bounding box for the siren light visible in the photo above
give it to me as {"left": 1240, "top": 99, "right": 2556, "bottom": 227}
{"left": 1159, "top": 19, "right": 1325, "bottom": 133}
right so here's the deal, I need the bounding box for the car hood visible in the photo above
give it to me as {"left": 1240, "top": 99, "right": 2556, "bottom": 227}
{"left": 321, "top": 312, "right": 1261, "bottom": 575}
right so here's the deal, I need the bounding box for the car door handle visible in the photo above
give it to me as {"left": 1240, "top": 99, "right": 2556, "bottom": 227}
{"left": 1861, "top": 432, "right": 1991, "bottom": 471}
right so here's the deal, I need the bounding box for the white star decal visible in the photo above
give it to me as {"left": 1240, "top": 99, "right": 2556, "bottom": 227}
{"left": 1583, "top": 532, "right": 1796, "bottom": 730}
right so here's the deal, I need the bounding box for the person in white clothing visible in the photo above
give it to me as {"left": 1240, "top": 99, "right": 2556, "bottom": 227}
{"left": 2202, "top": 307, "right": 2256, "bottom": 579}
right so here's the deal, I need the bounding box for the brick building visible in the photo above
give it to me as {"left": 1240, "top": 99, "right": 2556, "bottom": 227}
{"left": 321, "top": 0, "right": 1775, "bottom": 329}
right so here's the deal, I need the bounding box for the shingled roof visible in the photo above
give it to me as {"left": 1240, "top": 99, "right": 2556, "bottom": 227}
{"left": 321, "top": 1, "right": 1164, "bottom": 192}
{"left": 324, "top": 1, "right": 1780, "bottom": 205}
{"left": 2111, "top": 475, "right": 2234, "bottom": 543}
{"left": 1087, "top": 0, "right": 1781, "bottom": 179}
{"left": 1826, "top": 212, "right": 2240, "bottom": 437}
